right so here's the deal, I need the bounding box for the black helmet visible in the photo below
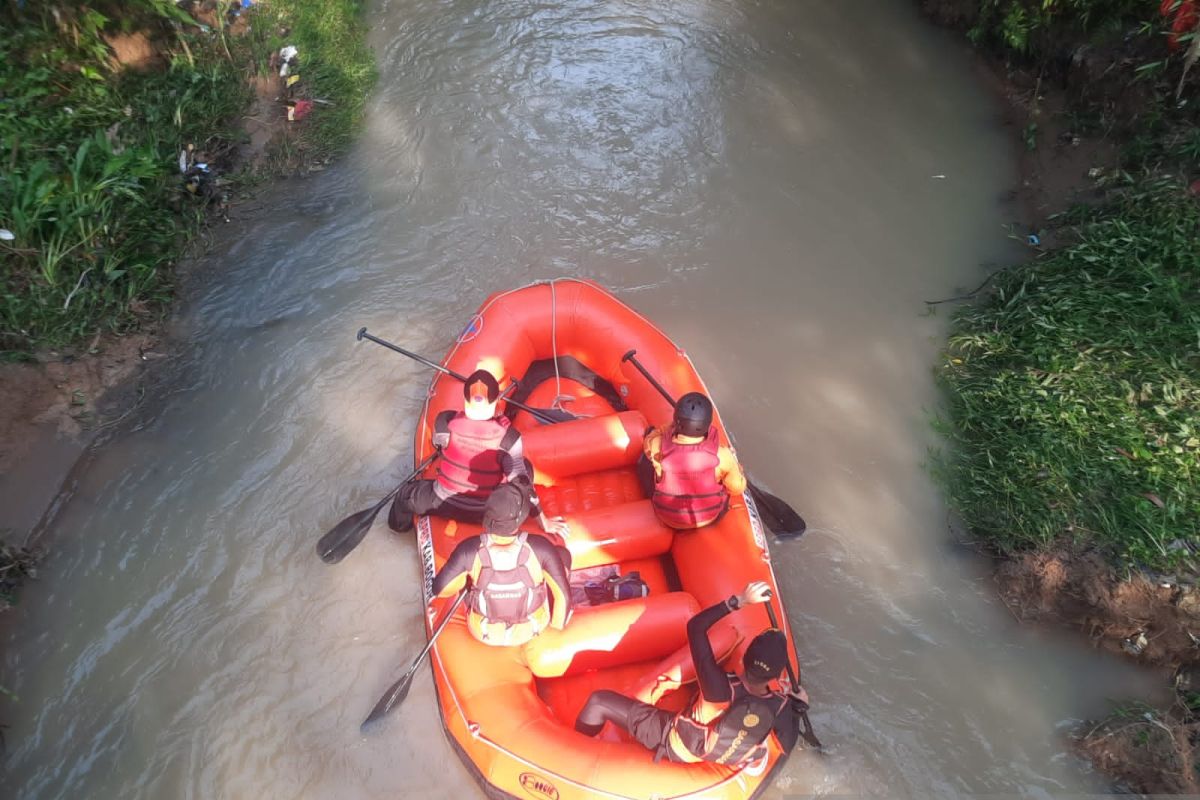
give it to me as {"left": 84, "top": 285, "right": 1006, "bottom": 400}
{"left": 673, "top": 392, "right": 713, "bottom": 437}
{"left": 743, "top": 628, "right": 787, "bottom": 683}
{"left": 482, "top": 483, "right": 529, "bottom": 537}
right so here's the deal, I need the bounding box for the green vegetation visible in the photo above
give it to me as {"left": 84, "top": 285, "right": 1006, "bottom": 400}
{"left": 966, "top": 0, "right": 1149, "bottom": 54}
{"left": 934, "top": 181, "right": 1200, "bottom": 571}
{"left": 244, "top": 0, "right": 376, "bottom": 165}
{"left": 0, "top": 1, "right": 374, "bottom": 356}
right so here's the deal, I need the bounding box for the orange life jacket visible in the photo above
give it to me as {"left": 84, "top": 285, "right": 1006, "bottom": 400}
{"left": 667, "top": 674, "right": 788, "bottom": 767}
{"left": 466, "top": 533, "right": 550, "bottom": 647}
{"left": 652, "top": 425, "right": 727, "bottom": 528}
{"left": 436, "top": 413, "right": 510, "bottom": 497}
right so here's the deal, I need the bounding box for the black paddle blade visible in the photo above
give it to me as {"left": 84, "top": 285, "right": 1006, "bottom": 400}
{"left": 316, "top": 497, "right": 388, "bottom": 564}
{"left": 747, "top": 480, "right": 806, "bottom": 540}
{"left": 360, "top": 671, "right": 414, "bottom": 732}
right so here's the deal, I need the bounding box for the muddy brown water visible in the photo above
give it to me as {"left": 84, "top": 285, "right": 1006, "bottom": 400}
{"left": 0, "top": 1, "right": 1166, "bottom": 797}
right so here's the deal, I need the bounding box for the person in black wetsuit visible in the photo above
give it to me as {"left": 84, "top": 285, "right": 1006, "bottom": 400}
{"left": 574, "top": 581, "right": 811, "bottom": 766}
{"left": 429, "top": 484, "right": 572, "bottom": 647}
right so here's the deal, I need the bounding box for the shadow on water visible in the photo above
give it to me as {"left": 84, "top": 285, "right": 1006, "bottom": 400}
{"left": 0, "top": 1, "right": 1166, "bottom": 798}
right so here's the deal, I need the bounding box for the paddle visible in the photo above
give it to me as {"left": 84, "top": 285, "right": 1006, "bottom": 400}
{"left": 764, "top": 600, "right": 822, "bottom": 750}
{"left": 361, "top": 589, "right": 469, "bottom": 732}
{"left": 620, "top": 349, "right": 807, "bottom": 539}
{"left": 316, "top": 451, "right": 440, "bottom": 564}
{"left": 356, "top": 328, "right": 577, "bottom": 425}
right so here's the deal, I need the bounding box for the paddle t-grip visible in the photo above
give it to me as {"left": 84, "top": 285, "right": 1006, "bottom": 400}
{"left": 621, "top": 348, "right": 677, "bottom": 407}
{"left": 356, "top": 326, "right": 368, "bottom": 341}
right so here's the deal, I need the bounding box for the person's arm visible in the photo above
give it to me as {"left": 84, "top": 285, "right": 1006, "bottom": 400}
{"left": 498, "top": 429, "right": 538, "bottom": 515}
{"left": 501, "top": 430, "right": 571, "bottom": 536}
{"left": 431, "top": 410, "right": 456, "bottom": 449}
{"left": 643, "top": 429, "right": 664, "bottom": 479}
{"left": 715, "top": 446, "right": 747, "bottom": 494}
{"left": 430, "top": 536, "right": 481, "bottom": 597}
{"left": 527, "top": 534, "right": 572, "bottom": 629}
{"left": 687, "top": 598, "right": 737, "bottom": 703}
{"left": 687, "top": 581, "right": 774, "bottom": 703}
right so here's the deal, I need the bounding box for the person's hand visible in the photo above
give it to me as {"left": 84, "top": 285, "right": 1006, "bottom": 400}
{"left": 736, "top": 580, "right": 772, "bottom": 607}
{"left": 652, "top": 457, "right": 663, "bottom": 480}
{"left": 432, "top": 431, "right": 450, "bottom": 449}
{"left": 542, "top": 515, "right": 570, "bottom": 538}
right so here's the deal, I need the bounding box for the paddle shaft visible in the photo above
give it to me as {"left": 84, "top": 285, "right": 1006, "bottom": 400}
{"left": 621, "top": 349, "right": 678, "bottom": 407}
{"left": 389, "top": 450, "right": 439, "bottom": 504}
{"left": 316, "top": 450, "right": 441, "bottom": 564}
{"left": 374, "top": 449, "right": 439, "bottom": 510}
{"left": 765, "top": 602, "right": 822, "bottom": 749}
{"left": 362, "top": 590, "right": 468, "bottom": 727}
{"left": 407, "top": 589, "right": 468, "bottom": 684}
{"left": 764, "top": 603, "right": 798, "bottom": 686}
{"left": 358, "top": 327, "right": 469, "bottom": 381}
{"left": 357, "top": 328, "right": 571, "bottom": 425}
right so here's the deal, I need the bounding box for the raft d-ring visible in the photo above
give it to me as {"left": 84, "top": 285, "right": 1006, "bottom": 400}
{"left": 761, "top": 550, "right": 772, "bottom": 562}
{"left": 467, "top": 721, "right": 481, "bottom": 736}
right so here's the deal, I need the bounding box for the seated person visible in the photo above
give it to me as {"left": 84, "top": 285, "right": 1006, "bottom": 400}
{"left": 574, "top": 581, "right": 810, "bottom": 766}
{"left": 639, "top": 392, "right": 746, "bottom": 529}
{"left": 390, "top": 368, "right": 568, "bottom": 538}
{"left": 430, "top": 484, "right": 572, "bottom": 647}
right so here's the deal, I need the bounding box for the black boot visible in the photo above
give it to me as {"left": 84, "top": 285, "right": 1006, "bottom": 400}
{"left": 387, "top": 496, "right": 414, "bottom": 533}
{"left": 575, "top": 718, "right": 603, "bottom": 737}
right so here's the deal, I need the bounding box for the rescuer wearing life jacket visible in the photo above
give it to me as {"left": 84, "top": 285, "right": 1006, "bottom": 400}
{"left": 640, "top": 392, "right": 747, "bottom": 529}
{"left": 388, "top": 369, "right": 569, "bottom": 538}
{"left": 573, "top": 581, "right": 811, "bottom": 766}
{"left": 430, "top": 484, "right": 572, "bottom": 647}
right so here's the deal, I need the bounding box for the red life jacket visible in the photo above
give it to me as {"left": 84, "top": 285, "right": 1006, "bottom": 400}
{"left": 436, "top": 413, "right": 510, "bottom": 497}
{"left": 652, "top": 425, "right": 728, "bottom": 529}
{"left": 669, "top": 674, "right": 788, "bottom": 766}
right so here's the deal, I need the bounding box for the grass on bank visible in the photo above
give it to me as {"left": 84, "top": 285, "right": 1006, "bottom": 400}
{"left": 0, "top": 0, "right": 374, "bottom": 357}
{"left": 933, "top": 180, "right": 1200, "bottom": 572}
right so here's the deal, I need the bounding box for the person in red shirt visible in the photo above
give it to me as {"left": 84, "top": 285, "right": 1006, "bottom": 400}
{"left": 389, "top": 369, "right": 568, "bottom": 538}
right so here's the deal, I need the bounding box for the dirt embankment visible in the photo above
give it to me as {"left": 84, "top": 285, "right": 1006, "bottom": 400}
{"left": 921, "top": 0, "right": 1200, "bottom": 791}
{"left": 1, "top": 4, "right": 329, "bottom": 593}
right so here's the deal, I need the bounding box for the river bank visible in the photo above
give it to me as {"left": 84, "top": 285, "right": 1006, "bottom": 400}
{"left": 0, "top": 0, "right": 374, "bottom": 609}
{"left": 922, "top": 0, "right": 1200, "bottom": 791}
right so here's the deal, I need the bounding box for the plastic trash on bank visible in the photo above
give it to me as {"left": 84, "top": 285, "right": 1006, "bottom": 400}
{"left": 278, "top": 45, "right": 298, "bottom": 77}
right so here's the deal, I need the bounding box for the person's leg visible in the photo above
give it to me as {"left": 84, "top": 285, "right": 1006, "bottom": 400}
{"left": 387, "top": 480, "right": 439, "bottom": 533}
{"left": 575, "top": 690, "right": 640, "bottom": 736}
{"left": 576, "top": 690, "right": 676, "bottom": 755}
{"left": 435, "top": 493, "right": 487, "bottom": 524}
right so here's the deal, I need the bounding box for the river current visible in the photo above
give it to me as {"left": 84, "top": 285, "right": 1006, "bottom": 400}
{"left": 1, "top": 1, "right": 1162, "bottom": 797}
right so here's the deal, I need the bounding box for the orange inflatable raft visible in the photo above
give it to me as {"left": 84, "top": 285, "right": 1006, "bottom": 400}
{"left": 410, "top": 279, "right": 804, "bottom": 800}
